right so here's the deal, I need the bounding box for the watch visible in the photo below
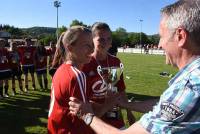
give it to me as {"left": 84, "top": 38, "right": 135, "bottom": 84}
{"left": 83, "top": 113, "right": 94, "bottom": 125}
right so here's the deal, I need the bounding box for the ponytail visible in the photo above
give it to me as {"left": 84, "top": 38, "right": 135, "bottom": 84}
{"left": 51, "top": 32, "right": 66, "bottom": 68}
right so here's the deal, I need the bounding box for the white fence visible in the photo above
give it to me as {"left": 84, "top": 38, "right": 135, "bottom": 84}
{"left": 118, "top": 48, "right": 165, "bottom": 55}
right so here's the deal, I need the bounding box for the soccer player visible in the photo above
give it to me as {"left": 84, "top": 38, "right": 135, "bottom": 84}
{"left": 47, "top": 41, "right": 56, "bottom": 77}
{"left": 0, "top": 38, "right": 11, "bottom": 98}
{"left": 18, "top": 38, "right": 36, "bottom": 92}
{"left": 9, "top": 41, "right": 23, "bottom": 95}
{"left": 48, "top": 26, "right": 94, "bottom": 134}
{"left": 35, "top": 44, "right": 48, "bottom": 90}
{"left": 82, "top": 22, "right": 135, "bottom": 129}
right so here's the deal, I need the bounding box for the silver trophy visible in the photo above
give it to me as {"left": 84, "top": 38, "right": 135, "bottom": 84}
{"left": 97, "top": 63, "right": 124, "bottom": 93}
{"left": 97, "top": 63, "right": 124, "bottom": 119}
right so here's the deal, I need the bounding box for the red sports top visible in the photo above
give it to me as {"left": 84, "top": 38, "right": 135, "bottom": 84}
{"left": 17, "top": 46, "right": 36, "bottom": 66}
{"left": 48, "top": 63, "right": 94, "bottom": 134}
{"left": 0, "top": 48, "right": 10, "bottom": 71}
{"left": 83, "top": 53, "right": 126, "bottom": 129}
{"left": 35, "top": 55, "right": 48, "bottom": 70}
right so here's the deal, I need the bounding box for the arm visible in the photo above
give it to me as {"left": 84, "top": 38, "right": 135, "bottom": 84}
{"left": 118, "top": 98, "right": 158, "bottom": 113}
{"left": 119, "top": 91, "right": 136, "bottom": 125}
{"left": 69, "top": 97, "right": 149, "bottom": 134}
{"left": 90, "top": 116, "right": 149, "bottom": 134}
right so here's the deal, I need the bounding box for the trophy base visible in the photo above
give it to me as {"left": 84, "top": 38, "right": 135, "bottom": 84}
{"left": 105, "top": 107, "right": 119, "bottom": 119}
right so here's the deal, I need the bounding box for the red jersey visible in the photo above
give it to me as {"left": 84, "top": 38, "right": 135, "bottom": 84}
{"left": 83, "top": 53, "right": 126, "bottom": 128}
{"left": 17, "top": 46, "right": 36, "bottom": 66}
{"left": 35, "top": 54, "right": 47, "bottom": 70}
{"left": 0, "top": 48, "right": 11, "bottom": 71}
{"left": 36, "top": 56, "right": 47, "bottom": 70}
{"left": 48, "top": 64, "right": 94, "bottom": 134}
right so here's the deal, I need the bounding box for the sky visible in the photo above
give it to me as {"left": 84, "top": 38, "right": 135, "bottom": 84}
{"left": 1, "top": 0, "right": 177, "bottom": 35}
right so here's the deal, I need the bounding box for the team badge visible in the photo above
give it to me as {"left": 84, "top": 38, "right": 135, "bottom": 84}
{"left": 160, "top": 102, "right": 184, "bottom": 121}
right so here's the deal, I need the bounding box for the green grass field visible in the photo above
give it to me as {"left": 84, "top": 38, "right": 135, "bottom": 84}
{"left": 0, "top": 53, "right": 178, "bottom": 134}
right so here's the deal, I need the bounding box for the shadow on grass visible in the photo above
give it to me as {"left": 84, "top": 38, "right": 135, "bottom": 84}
{"left": 126, "top": 92, "right": 160, "bottom": 101}
{"left": 0, "top": 91, "right": 50, "bottom": 134}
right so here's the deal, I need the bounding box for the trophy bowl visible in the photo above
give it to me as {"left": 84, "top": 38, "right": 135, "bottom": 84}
{"left": 97, "top": 63, "right": 124, "bottom": 93}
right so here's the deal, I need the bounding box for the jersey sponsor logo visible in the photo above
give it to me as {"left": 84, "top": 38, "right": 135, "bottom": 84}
{"left": 160, "top": 102, "right": 184, "bottom": 121}
{"left": 92, "top": 80, "right": 107, "bottom": 98}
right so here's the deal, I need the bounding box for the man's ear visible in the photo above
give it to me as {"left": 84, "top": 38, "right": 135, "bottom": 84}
{"left": 175, "top": 28, "right": 187, "bottom": 48}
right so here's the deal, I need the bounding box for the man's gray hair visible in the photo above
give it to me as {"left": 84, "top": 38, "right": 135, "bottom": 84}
{"left": 161, "top": 0, "right": 200, "bottom": 44}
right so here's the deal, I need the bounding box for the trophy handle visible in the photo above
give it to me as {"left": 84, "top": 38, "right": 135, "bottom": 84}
{"left": 97, "top": 65, "right": 102, "bottom": 78}
{"left": 117, "top": 63, "right": 124, "bottom": 81}
{"left": 120, "top": 63, "right": 124, "bottom": 73}
{"left": 97, "top": 65, "right": 106, "bottom": 84}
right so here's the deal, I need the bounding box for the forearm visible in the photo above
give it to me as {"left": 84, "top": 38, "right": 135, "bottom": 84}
{"left": 91, "top": 100, "right": 116, "bottom": 117}
{"left": 124, "top": 99, "right": 158, "bottom": 113}
{"left": 90, "top": 116, "right": 122, "bottom": 134}
{"left": 90, "top": 116, "right": 149, "bottom": 134}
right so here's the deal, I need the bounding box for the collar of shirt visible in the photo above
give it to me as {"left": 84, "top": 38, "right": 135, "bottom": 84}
{"left": 168, "top": 57, "right": 200, "bottom": 86}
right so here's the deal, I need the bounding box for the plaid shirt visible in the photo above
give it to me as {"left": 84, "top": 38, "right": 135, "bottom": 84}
{"left": 139, "top": 57, "right": 200, "bottom": 134}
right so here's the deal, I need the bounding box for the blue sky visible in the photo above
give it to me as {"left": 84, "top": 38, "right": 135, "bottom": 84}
{"left": 1, "top": 0, "right": 176, "bottom": 35}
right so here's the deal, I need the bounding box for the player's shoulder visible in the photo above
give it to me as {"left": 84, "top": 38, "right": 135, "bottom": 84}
{"left": 56, "top": 64, "right": 85, "bottom": 79}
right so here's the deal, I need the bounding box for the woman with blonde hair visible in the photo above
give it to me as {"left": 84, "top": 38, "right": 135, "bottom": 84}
{"left": 48, "top": 26, "right": 94, "bottom": 134}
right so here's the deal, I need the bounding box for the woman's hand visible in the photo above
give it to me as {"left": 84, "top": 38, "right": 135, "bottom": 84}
{"left": 69, "top": 97, "right": 93, "bottom": 118}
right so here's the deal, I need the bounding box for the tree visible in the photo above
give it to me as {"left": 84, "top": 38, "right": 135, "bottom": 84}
{"left": 127, "top": 32, "right": 140, "bottom": 47}
{"left": 57, "top": 26, "right": 67, "bottom": 36}
{"left": 113, "top": 27, "right": 128, "bottom": 47}
{"left": 70, "top": 19, "right": 88, "bottom": 27}
{"left": 148, "top": 34, "right": 160, "bottom": 45}
{"left": 1, "top": 24, "right": 25, "bottom": 38}
{"left": 39, "top": 34, "right": 56, "bottom": 45}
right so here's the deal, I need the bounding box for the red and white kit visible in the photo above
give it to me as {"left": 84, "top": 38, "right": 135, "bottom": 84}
{"left": 17, "top": 45, "right": 36, "bottom": 66}
{"left": 48, "top": 63, "right": 94, "bottom": 134}
{"left": 83, "top": 54, "right": 126, "bottom": 129}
